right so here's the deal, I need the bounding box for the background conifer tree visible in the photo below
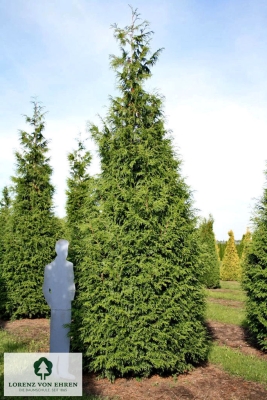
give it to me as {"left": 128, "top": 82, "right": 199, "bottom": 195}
{"left": 242, "top": 173, "right": 267, "bottom": 350}
{"left": 66, "top": 136, "right": 97, "bottom": 268}
{"left": 217, "top": 241, "right": 227, "bottom": 261}
{"left": 220, "top": 230, "right": 241, "bottom": 281}
{"left": 240, "top": 228, "right": 252, "bottom": 269}
{"left": 0, "top": 187, "right": 11, "bottom": 263}
{"left": 0, "top": 186, "right": 11, "bottom": 315}
{"left": 71, "top": 8, "right": 209, "bottom": 380}
{"left": 1, "top": 101, "right": 63, "bottom": 318}
{"left": 198, "top": 215, "right": 220, "bottom": 288}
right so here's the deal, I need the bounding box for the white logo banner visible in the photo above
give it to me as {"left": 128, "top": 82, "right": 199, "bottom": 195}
{"left": 4, "top": 353, "right": 82, "bottom": 396}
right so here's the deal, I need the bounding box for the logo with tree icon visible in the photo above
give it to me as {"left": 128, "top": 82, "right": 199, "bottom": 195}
{"left": 33, "top": 357, "right": 53, "bottom": 380}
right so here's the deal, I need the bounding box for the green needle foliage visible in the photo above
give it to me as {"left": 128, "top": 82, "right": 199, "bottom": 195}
{"left": 242, "top": 171, "right": 267, "bottom": 351}
{"left": 71, "top": 8, "right": 209, "bottom": 381}
{"left": 0, "top": 187, "right": 11, "bottom": 315}
{"left": 0, "top": 187, "right": 11, "bottom": 263}
{"left": 198, "top": 215, "right": 220, "bottom": 288}
{"left": 66, "top": 135, "right": 99, "bottom": 278}
{"left": 240, "top": 228, "right": 252, "bottom": 269}
{"left": 217, "top": 241, "right": 227, "bottom": 261}
{"left": 1, "top": 101, "right": 63, "bottom": 319}
{"left": 220, "top": 230, "right": 241, "bottom": 281}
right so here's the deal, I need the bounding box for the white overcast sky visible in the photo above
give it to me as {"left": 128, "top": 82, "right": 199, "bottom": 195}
{"left": 1, "top": 0, "right": 267, "bottom": 241}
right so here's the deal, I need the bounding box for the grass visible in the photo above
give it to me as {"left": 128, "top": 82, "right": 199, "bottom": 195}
{"left": 206, "top": 289, "right": 246, "bottom": 302}
{"left": 0, "top": 329, "right": 112, "bottom": 400}
{"left": 209, "top": 343, "right": 267, "bottom": 387}
{"left": 206, "top": 280, "right": 267, "bottom": 388}
{"left": 219, "top": 281, "right": 242, "bottom": 290}
{"left": 206, "top": 301, "right": 245, "bottom": 325}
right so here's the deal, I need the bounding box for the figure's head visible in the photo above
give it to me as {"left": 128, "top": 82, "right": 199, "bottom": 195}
{"left": 55, "top": 239, "right": 69, "bottom": 259}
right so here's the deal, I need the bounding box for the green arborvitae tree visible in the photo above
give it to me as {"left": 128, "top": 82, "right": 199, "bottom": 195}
{"left": 0, "top": 186, "right": 11, "bottom": 262}
{"left": 240, "top": 228, "right": 252, "bottom": 269}
{"left": 66, "top": 136, "right": 96, "bottom": 265}
{"left": 236, "top": 239, "right": 243, "bottom": 258}
{"left": 0, "top": 186, "right": 11, "bottom": 315}
{"left": 198, "top": 215, "right": 220, "bottom": 288}
{"left": 71, "top": 8, "right": 209, "bottom": 381}
{"left": 2, "top": 101, "right": 63, "bottom": 319}
{"left": 242, "top": 174, "right": 267, "bottom": 350}
{"left": 220, "top": 230, "right": 241, "bottom": 281}
{"left": 217, "top": 241, "right": 227, "bottom": 261}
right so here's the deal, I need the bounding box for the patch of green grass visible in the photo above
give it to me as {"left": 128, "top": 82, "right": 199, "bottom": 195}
{"left": 206, "top": 289, "right": 246, "bottom": 302}
{"left": 206, "top": 302, "right": 245, "bottom": 325}
{"left": 209, "top": 343, "right": 267, "bottom": 386}
{"left": 219, "top": 281, "right": 241, "bottom": 290}
{"left": 0, "top": 329, "right": 112, "bottom": 400}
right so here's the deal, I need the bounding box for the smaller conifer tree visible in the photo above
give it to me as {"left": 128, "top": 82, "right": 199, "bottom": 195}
{"left": 0, "top": 187, "right": 11, "bottom": 262}
{"left": 0, "top": 186, "right": 11, "bottom": 316}
{"left": 240, "top": 228, "right": 252, "bottom": 269}
{"left": 66, "top": 136, "right": 97, "bottom": 266}
{"left": 2, "top": 101, "right": 62, "bottom": 318}
{"left": 217, "top": 241, "right": 227, "bottom": 261}
{"left": 198, "top": 215, "right": 220, "bottom": 288}
{"left": 220, "top": 230, "right": 241, "bottom": 281}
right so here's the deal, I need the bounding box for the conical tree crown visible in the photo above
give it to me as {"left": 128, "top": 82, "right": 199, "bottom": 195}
{"left": 66, "top": 136, "right": 97, "bottom": 266}
{"left": 71, "top": 8, "right": 209, "bottom": 381}
{"left": 1, "top": 101, "right": 63, "bottom": 319}
{"left": 198, "top": 215, "right": 220, "bottom": 288}
{"left": 220, "top": 230, "right": 241, "bottom": 281}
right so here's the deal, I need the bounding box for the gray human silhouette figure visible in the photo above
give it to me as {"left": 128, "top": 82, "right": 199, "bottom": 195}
{"left": 43, "top": 239, "right": 75, "bottom": 379}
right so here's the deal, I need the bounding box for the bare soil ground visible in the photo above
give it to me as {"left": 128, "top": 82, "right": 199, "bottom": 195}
{"left": 207, "top": 320, "right": 267, "bottom": 361}
{"left": 1, "top": 318, "right": 267, "bottom": 399}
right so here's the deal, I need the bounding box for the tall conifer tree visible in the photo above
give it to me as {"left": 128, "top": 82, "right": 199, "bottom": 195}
{"left": 220, "top": 230, "right": 241, "bottom": 281}
{"left": 71, "top": 8, "right": 209, "bottom": 380}
{"left": 2, "top": 101, "right": 62, "bottom": 318}
{"left": 198, "top": 215, "right": 220, "bottom": 288}
{"left": 242, "top": 174, "right": 267, "bottom": 350}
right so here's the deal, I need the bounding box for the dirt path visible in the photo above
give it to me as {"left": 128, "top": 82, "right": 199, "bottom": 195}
{"left": 83, "top": 365, "right": 267, "bottom": 400}
{"left": 208, "top": 297, "right": 244, "bottom": 308}
{"left": 1, "top": 318, "right": 267, "bottom": 399}
{"left": 207, "top": 320, "right": 267, "bottom": 361}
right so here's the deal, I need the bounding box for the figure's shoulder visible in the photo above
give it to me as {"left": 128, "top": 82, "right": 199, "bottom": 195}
{"left": 66, "top": 261, "right": 73, "bottom": 268}
{"left": 45, "top": 261, "right": 55, "bottom": 270}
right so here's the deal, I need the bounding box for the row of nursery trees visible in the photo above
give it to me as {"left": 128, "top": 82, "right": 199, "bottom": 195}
{"left": 0, "top": 8, "right": 266, "bottom": 380}
{"left": 199, "top": 217, "right": 252, "bottom": 287}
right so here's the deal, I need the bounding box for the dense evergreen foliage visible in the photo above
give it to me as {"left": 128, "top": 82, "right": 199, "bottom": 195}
{"left": 0, "top": 187, "right": 11, "bottom": 315}
{"left": 66, "top": 136, "right": 95, "bottom": 262}
{"left": 198, "top": 215, "right": 220, "bottom": 288}
{"left": 217, "top": 241, "right": 227, "bottom": 261}
{"left": 220, "top": 230, "right": 241, "bottom": 281}
{"left": 70, "top": 9, "right": 209, "bottom": 381}
{"left": 236, "top": 239, "right": 244, "bottom": 258}
{"left": 1, "top": 101, "right": 63, "bottom": 319}
{"left": 0, "top": 187, "right": 11, "bottom": 263}
{"left": 240, "top": 228, "right": 252, "bottom": 269}
{"left": 242, "top": 175, "right": 267, "bottom": 350}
